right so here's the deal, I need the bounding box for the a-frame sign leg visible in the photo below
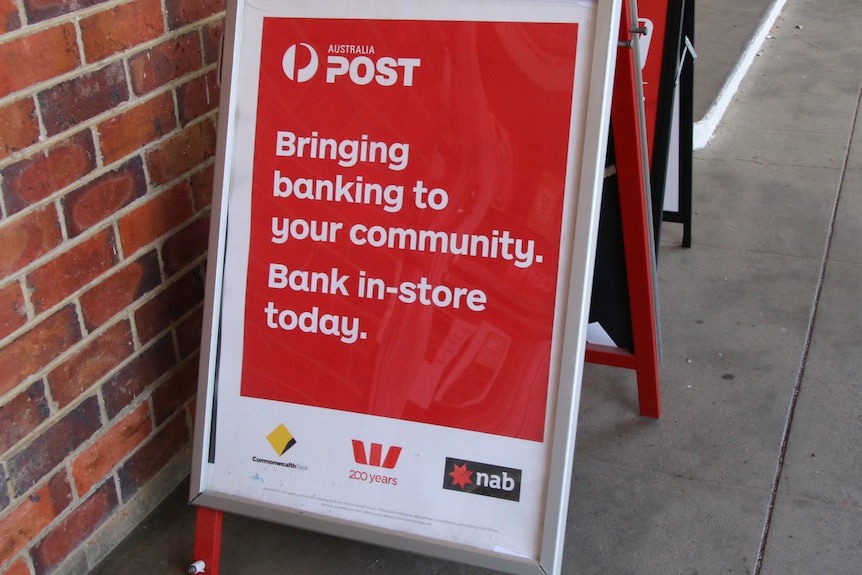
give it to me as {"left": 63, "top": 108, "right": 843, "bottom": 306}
{"left": 613, "top": 0, "right": 661, "bottom": 418}
{"left": 586, "top": 0, "right": 661, "bottom": 418}
{"left": 678, "top": 0, "right": 695, "bottom": 248}
{"left": 190, "top": 506, "right": 223, "bottom": 574}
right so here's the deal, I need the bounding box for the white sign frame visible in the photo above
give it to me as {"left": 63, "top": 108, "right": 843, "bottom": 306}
{"left": 191, "top": 1, "right": 621, "bottom": 574}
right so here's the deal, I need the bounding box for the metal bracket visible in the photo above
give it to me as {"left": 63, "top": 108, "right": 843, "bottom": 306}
{"left": 620, "top": 25, "right": 649, "bottom": 47}
{"left": 674, "top": 35, "right": 698, "bottom": 85}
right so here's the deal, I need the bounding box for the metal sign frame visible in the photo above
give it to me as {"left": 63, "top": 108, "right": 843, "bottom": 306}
{"left": 190, "top": 1, "right": 621, "bottom": 573}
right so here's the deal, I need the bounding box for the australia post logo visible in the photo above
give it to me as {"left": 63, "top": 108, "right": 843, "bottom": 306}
{"left": 442, "top": 457, "right": 522, "bottom": 502}
{"left": 282, "top": 43, "right": 421, "bottom": 86}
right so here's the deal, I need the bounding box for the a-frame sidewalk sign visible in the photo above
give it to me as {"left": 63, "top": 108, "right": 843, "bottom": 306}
{"left": 188, "top": 0, "right": 653, "bottom": 574}
{"left": 584, "top": 0, "right": 661, "bottom": 419}
{"left": 642, "top": 0, "right": 693, "bottom": 250}
{"left": 658, "top": 0, "right": 695, "bottom": 247}
{"left": 585, "top": 0, "right": 695, "bottom": 417}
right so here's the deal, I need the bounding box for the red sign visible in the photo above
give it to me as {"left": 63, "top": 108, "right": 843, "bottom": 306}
{"left": 639, "top": 1, "right": 669, "bottom": 160}
{"left": 240, "top": 18, "right": 579, "bottom": 442}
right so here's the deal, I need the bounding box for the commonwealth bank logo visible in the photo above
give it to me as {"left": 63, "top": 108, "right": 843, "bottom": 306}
{"left": 266, "top": 423, "right": 297, "bottom": 456}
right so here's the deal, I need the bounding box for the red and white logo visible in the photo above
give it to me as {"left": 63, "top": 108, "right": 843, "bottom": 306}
{"left": 282, "top": 43, "right": 319, "bottom": 83}
{"left": 325, "top": 55, "right": 421, "bottom": 86}
{"left": 442, "top": 457, "right": 521, "bottom": 501}
{"left": 351, "top": 440, "right": 402, "bottom": 469}
{"left": 281, "top": 43, "right": 420, "bottom": 86}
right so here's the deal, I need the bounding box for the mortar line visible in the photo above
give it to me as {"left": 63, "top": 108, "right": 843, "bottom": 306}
{"left": 754, "top": 78, "right": 862, "bottom": 573}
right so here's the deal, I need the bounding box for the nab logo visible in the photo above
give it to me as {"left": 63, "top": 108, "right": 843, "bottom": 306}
{"left": 282, "top": 43, "right": 319, "bottom": 82}
{"left": 442, "top": 457, "right": 522, "bottom": 502}
{"left": 281, "top": 44, "right": 420, "bottom": 86}
{"left": 352, "top": 440, "right": 402, "bottom": 469}
{"left": 266, "top": 423, "right": 297, "bottom": 456}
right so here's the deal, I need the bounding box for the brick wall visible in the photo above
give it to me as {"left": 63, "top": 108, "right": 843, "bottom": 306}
{"left": 0, "top": 0, "right": 223, "bottom": 572}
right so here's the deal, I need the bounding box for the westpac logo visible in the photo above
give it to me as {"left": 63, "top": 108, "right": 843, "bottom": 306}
{"left": 282, "top": 43, "right": 420, "bottom": 86}
{"left": 351, "top": 440, "right": 402, "bottom": 469}
{"left": 442, "top": 457, "right": 522, "bottom": 502}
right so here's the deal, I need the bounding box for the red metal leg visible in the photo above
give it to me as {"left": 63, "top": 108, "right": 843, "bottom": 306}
{"left": 615, "top": 0, "right": 661, "bottom": 418}
{"left": 191, "top": 506, "right": 223, "bottom": 574}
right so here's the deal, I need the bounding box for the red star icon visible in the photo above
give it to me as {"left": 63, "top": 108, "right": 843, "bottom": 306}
{"left": 449, "top": 463, "right": 473, "bottom": 489}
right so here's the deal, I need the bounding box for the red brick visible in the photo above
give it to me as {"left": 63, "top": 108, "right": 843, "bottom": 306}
{"left": 31, "top": 479, "right": 118, "bottom": 575}
{"left": 0, "top": 380, "right": 50, "bottom": 456}
{"left": 38, "top": 61, "right": 129, "bottom": 137}
{"left": 6, "top": 396, "right": 101, "bottom": 496}
{"left": 1, "top": 0, "right": 21, "bottom": 33}
{"left": 0, "top": 467, "right": 7, "bottom": 510}
{"left": 0, "top": 24, "right": 79, "bottom": 98}
{"left": 23, "top": 0, "right": 108, "bottom": 23}
{"left": 129, "top": 32, "right": 202, "bottom": 96}
{"left": 202, "top": 18, "right": 224, "bottom": 66}
{"left": 26, "top": 229, "right": 118, "bottom": 314}
{"left": 1, "top": 131, "right": 97, "bottom": 215}
{"left": 153, "top": 355, "right": 197, "bottom": 424}
{"left": 0, "top": 305, "right": 81, "bottom": 397}
{"left": 97, "top": 92, "right": 177, "bottom": 165}
{"left": 48, "top": 320, "right": 134, "bottom": 408}
{"left": 2, "top": 478, "right": 10, "bottom": 508}
{"left": 177, "top": 70, "right": 219, "bottom": 124}
{"left": 117, "top": 412, "right": 188, "bottom": 499}
{"left": 175, "top": 304, "right": 203, "bottom": 360}
{"left": 0, "top": 281, "right": 27, "bottom": 340}
{"left": 165, "top": 0, "right": 224, "bottom": 30}
{"left": 0, "top": 473, "right": 72, "bottom": 566}
{"left": 71, "top": 403, "right": 151, "bottom": 496}
{"left": 1, "top": 475, "right": 10, "bottom": 509}
{"left": 0, "top": 207, "right": 63, "bottom": 277}
{"left": 1, "top": 559, "right": 32, "bottom": 575}
{"left": 202, "top": 21, "right": 223, "bottom": 65}
{"left": 78, "top": 250, "right": 161, "bottom": 331}
{"left": 80, "top": 0, "right": 164, "bottom": 62}
{"left": 62, "top": 157, "right": 147, "bottom": 237}
{"left": 0, "top": 97, "right": 39, "bottom": 161}
{"left": 102, "top": 334, "right": 175, "bottom": 419}
{"left": 187, "top": 397, "right": 196, "bottom": 425}
{"left": 190, "top": 164, "right": 214, "bottom": 211}
{"left": 134, "top": 266, "right": 204, "bottom": 345}
{"left": 162, "top": 213, "right": 209, "bottom": 277}
{"left": 118, "top": 182, "right": 194, "bottom": 256}
{"left": 145, "top": 119, "right": 216, "bottom": 186}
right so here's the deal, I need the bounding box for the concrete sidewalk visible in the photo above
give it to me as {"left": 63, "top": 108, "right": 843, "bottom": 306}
{"left": 92, "top": 0, "right": 862, "bottom": 573}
